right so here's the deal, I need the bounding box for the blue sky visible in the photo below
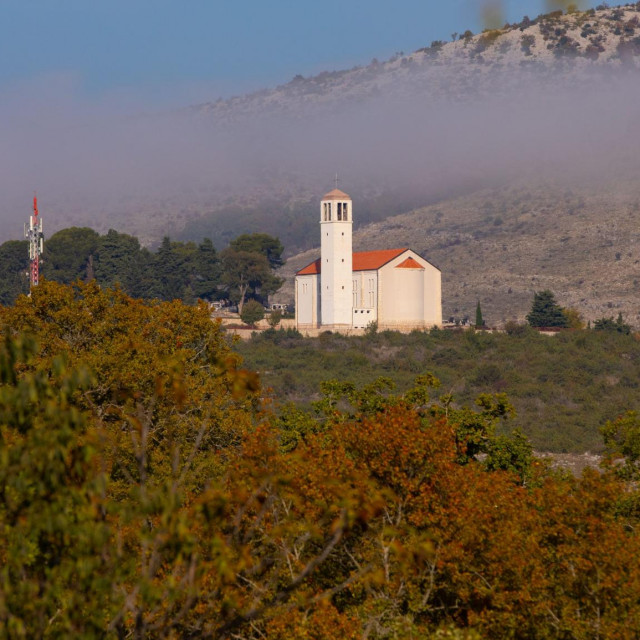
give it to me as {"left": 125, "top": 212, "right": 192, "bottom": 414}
{"left": 1, "top": 1, "right": 594, "bottom": 107}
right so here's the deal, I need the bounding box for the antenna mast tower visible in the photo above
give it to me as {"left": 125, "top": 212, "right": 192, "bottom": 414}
{"left": 25, "top": 194, "right": 44, "bottom": 288}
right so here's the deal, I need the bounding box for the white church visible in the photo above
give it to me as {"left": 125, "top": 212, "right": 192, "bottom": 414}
{"left": 295, "top": 188, "right": 442, "bottom": 333}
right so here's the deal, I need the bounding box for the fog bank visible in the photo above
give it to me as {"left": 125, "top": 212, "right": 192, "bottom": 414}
{"left": 2, "top": 66, "right": 639, "bottom": 244}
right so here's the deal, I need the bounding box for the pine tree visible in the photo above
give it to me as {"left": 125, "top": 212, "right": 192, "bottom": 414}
{"left": 526, "top": 290, "right": 569, "bottom": 328}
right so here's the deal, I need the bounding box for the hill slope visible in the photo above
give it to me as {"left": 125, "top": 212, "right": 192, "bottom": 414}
{"left": 194, "top": 4, "right": 640, "bottom": 119}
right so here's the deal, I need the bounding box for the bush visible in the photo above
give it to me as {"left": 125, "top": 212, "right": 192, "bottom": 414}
{"left": 594, "top": 314, "right": 631, "bottom": 335}
{"left": 267, "top": 310, "right": 282, "bottom": 329}
{"left": 240, "top": 300, "right": 265, "bottom": 326}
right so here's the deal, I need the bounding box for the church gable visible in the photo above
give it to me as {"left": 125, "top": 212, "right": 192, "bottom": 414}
{"left": 395, "top": 257, "right": 424, "bottom": 270}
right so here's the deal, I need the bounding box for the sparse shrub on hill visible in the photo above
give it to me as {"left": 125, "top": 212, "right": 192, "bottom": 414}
{"left": 521, "top": 34, "right": 536, "bottom": 54}
{"left": 594, "top": 312, "right": 632, "bottom": 334}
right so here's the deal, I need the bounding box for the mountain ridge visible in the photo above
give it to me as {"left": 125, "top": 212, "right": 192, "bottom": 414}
{"left": 193, "top": 3, "right": 640, "bottom": 120}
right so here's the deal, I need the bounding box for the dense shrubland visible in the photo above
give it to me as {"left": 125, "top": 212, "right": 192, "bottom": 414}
{"left": 3, "top": 282, "right": 640, "bottom": 637}
{"left": 237, "top": 326, "right": 640, "bottom": 453}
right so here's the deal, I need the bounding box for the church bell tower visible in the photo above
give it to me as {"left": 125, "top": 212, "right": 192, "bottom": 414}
{"left": 320, "top": 188, "right": 353, "bottom": 328}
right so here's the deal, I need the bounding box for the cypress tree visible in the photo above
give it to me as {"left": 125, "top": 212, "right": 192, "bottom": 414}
{"left": 475, "top": 301, "right": 485, "bottom": 328}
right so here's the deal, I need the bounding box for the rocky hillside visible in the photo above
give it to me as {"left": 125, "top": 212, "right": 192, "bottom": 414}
{"left": 195, "top": 3, "right": 640, "bottom": 119}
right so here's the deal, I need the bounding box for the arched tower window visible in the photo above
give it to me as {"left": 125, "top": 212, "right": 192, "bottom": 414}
{"left": 343, "top": 202, "right": 349, "bottom": 221}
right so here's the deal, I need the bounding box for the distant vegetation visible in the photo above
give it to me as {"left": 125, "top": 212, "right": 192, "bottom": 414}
{"left": 236, "top": 326, "right": 640, "bottom": 453}
{"left": 0, "top": 228, "right": 284, "bottom": 309}
{"left": 177, "top": 187, "right": 449, "bottom": 255}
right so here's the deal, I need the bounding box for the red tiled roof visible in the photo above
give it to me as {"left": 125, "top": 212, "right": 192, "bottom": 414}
{"left": 297, "top": 248, "right": 408, "bottom": 275}
{"left": 297, "top": 258, "right": 321, "bottom": 276}
{"left": 396, "top": 257, "right": 424, "bottom": 269}
{"left": 354, "top": 248, "right": 407, "bottom": 270}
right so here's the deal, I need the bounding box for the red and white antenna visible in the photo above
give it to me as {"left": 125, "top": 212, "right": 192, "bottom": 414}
{"left": 25, "top": 193, "right": 44, "bottom": 288}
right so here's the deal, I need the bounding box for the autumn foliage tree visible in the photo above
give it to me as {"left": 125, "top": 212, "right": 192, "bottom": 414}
{"left": 3, "top": 282, "right": 640, "bottom": 638}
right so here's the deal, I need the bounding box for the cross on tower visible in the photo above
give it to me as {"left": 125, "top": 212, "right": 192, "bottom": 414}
{"left": 334, "top": 173, "right": 340, "bottom": 190}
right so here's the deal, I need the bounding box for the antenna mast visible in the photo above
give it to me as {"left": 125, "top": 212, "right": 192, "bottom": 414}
{"left": 25, "top": 194, "right": 44, "bottom": 288}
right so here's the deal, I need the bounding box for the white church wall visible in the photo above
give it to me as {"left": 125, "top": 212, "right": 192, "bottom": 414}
{"left": 422, "top": 263, "right": 443, "bottom": 327}
{"left": 353, "top": 307, "right": 377, "bottom": 329}
{"left": 378, "top": 251, "right": 441, "bottom": 329}
{"left": 296, "top": 274, "right": 319, "bottom": 328}
{"left": 352, "top": 270, "right": 377, "bottom": 309}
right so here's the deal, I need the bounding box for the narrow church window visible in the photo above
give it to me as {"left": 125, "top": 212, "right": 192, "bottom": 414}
{"left": 342, "top": 259, "right": 344, "bottom": 262}
{"left": 327, "top": 203, "right": 332, "bottom": 220}
{"left": 343, "top": 204, "right": 348, "bottom": 221}
{"left": 337, "top": 210, "right": 342, "bottom": 221}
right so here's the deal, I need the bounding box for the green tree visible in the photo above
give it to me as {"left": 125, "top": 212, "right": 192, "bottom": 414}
{"left": 192, "top": 237, "right": 221, "bottom": 301}
{"left": 220, "top": 249, "right": 282, "bottom": 313}
{"left": 475, "top": 300, "right": 485, "bottom": 328}
{"left": 0, "top": 240, "right": 29, "bottom": 305}
{"left": 0, "top": 334, "right": 114, "bottom": 637}
{"left": 229, "top": 233, "right": 285, "bottom": 269}
{"left": 526, "top": 289, "right": 569, "bottom": 328}
{"left": 484, "top": 428, "right": 534, "bottom": 485}
{"left": 240, "top": 299, "right": 265, "bottom": 326}
{"left": 43, "top": 227, "right": 100, "bottom": 284}
{"left": 151, "top": 236, "right": 197, "bottom": 301}
{"left": 94, "top": 229, "right": 150, "bottom": 294}
{"left": 601, "top": 411, "right": 640, "bottom": 478}
{"left": 267, "top": 309, "right": 282, "bottom": 329}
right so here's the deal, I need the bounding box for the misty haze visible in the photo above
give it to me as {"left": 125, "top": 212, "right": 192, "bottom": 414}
{"left": 2, "top": 51, "right": 639, "bottom": 251}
